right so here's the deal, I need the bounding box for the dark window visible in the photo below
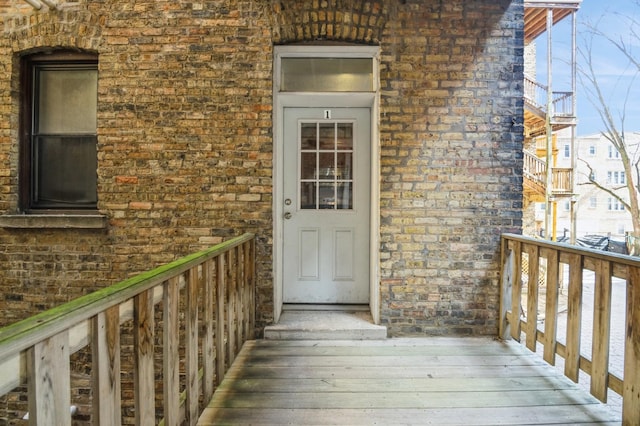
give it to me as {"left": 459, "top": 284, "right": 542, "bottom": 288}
{"left": 21, "top": 52, "right": 98, "bottom": 211}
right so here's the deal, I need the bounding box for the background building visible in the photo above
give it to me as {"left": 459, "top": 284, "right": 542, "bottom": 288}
{"left": 554, "top": 130, "right": 640, "bottom": 242}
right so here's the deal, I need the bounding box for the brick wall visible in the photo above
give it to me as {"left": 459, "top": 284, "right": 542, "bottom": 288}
{"left": 0, "top": 0, "right": 523, "bottom": 337}
{"left": 0, "top": 0, "right": 276, "bottom": 330}
{"left": 377, "top": 0, "right": 524, "bottom": 335}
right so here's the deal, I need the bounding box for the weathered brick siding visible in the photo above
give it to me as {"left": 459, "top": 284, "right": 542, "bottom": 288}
{"left": 0, "top": 0, "right": 523, "bottom": 337}
{"left": 377, "top": 1, "right": 524, "bottom": 335}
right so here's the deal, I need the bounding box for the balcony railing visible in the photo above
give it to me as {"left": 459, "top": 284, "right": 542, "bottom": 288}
{"left": 500, "top": 233, "right": 640, "bottom": 425}
{"left": 0, "top": 233, "right": 255, "bottom": 425}
{"left": 523, "top": 150, "right": 573, "bottom": 196}
{"left": 524, "top": 74, "right": 574, "bottom": 118}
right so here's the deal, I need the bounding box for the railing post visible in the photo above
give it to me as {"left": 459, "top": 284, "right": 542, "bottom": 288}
{"left": 510, "top": 240, "right": 523, "bottom": 341}
{"left": 216, "top": 253, "right": 226, "bottom": 386}
{"left": 163, "top": 277, "right": 180, "bottom": 426}
{"left": 591, "top": 259, "right": 612, "bottom": 403}
{"left": 564, "top": 253, "right": 583, "bottom": 383}
{"left": 133, "top": 289, "right": 155, "bottom": 426}
{"left": 92, "top": 307, "right": 121, "bottom": 426}
{"left": 500, "top": 238, "right": 514, "bottom": 340}
{"left": 203, "top": 259, "right": 216, "bottom": 402}
{"left": 542, "top": 248, "right": 559, "bottom": 366}
{"left": 227, "top": 248, "right": 237, "bottom": 365}
{"left": 525, "top": 243, "right": 540, "bottom": 352}
{"left": 27, "top": 331, "right": 71, "bottom": 426}
{"left": 249, "top": 237, "right": 256, "bottom": 336}
{"left": 623, "top": 266, "right": 640, "bottom": 425}
{"left": 186, "top": 268, "right": 199, "bottom": 425}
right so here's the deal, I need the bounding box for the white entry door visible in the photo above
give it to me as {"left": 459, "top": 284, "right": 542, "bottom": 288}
{"left": 283, "top": 107, "right": 371, "bottom": 304}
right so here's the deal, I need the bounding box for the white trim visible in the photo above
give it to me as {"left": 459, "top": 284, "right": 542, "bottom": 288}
{"left": 272, "top": 45, "right": 381, "bottom": 324}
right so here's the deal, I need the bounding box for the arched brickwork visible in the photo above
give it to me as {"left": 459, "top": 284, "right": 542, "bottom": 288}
{"left": 4, "top": 7, "right": 102, "bottom": 52}
{"left": 271, "top": 0, "right": 392, "bottom": 44}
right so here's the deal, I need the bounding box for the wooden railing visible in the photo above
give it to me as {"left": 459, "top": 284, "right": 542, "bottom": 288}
{"left": 500, "top": 233, "right": 640, "bottom": 425}
{"left": 524, "top": 74, "right": 574, "bottom": 117}
{"left": 0, "top": 233, "right": 256, "bottom": 425}
{"left": 523, "top": 150, "right": 573, "bottom": 196}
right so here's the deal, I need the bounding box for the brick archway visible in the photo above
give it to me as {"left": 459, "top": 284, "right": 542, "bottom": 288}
{"left": 271, "top": 0, "right": 392, "bottom": 44}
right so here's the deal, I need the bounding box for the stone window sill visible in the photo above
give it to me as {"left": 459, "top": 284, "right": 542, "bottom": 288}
{"left": 0, "top": 214, "right": 107, "bottom": 229}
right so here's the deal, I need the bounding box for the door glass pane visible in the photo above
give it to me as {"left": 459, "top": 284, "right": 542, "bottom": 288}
{"left": 318, "top": 152, "right": 334, "bottom": 180}
{"left": 299, "top": 120, "right": 354, "bottom": 211}
{"left": 318, "top": 183, "right": 335, "bottom": 209}
{"left": 281, "top": 58, "right": 373, "bottom": 92}
{"left": 300, "top": 182, "right": 316, "bottom": 209}
{"left": 38, "top": 68, "right": 98, "bottom": 134}
{"left": 336, "top": 183, "right": 352, "bottom": 209}
{"left": 301, "top": 123, "right": 317, "bottom": 149}
{"left": 318, "top": 123, "right": 335, "bottom": 150}
{"left": 337, "top": 152, "right": 352, "bottom": 179}
{"left": 301, "top": 152, "right": 316, "bottom": 179}
{"left": 337, "top": 123, "right": 353, "bottom": 150}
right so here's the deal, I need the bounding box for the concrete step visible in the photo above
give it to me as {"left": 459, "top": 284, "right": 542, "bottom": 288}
{"left": 263, "top": 310, "right": 387, "bottom": 340}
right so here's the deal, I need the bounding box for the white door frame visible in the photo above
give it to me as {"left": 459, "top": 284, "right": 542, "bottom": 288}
{"left": 272, "top": 45, "right": 381, "bottom": 324}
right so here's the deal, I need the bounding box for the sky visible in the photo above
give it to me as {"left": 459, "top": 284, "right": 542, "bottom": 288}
{"left": 536, "top": 0, "right": 640, "bottom": 137}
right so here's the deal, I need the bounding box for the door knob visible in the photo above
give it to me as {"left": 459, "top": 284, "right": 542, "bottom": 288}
{"left": 284, "top": 212, "right": 292, "bottom": 220}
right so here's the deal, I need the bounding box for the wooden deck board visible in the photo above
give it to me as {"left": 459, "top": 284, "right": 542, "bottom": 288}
{"left": 199, "top": 408, "right": 620, "bottom": 426}
{"left": 198, "top": 338, "right": 621, "bottom": 425}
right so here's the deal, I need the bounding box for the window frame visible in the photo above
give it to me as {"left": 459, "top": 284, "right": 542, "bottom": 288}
{"left": 20, "top": 51, "right": 98, "bottom": 213}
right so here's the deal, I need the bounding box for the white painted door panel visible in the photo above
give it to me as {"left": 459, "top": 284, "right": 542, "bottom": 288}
{"left": 283, "top": 107, "right": 370, "bottom": 304}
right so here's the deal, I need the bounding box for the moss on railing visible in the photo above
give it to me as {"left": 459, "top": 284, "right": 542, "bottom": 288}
{"left": 0, "top": 232, "right": 255, "bottom": 361}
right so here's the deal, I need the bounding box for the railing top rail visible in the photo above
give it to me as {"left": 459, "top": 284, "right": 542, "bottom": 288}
{"left": 524, "top": 150, "right": 545, "bottom": 161}
{"left": 0, "top": 232, "right": 255, "bottom": 360}
{"left": 502, "top": 233, "right": 638, "bottom": 266}
{"left": 553, "top": 91, "right": 573, "bottom": 98}
{"left": 524, "top": 74, "right": 547, "bottom": 89}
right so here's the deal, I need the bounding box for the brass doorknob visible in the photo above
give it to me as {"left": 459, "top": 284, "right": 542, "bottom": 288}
{"left": 284, "top": 212, "right": 292, "bottom": 220}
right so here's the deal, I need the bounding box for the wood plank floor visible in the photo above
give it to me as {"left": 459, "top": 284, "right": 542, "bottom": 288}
{"left": 198, "top": 338, "right": 621, "bottom": 425}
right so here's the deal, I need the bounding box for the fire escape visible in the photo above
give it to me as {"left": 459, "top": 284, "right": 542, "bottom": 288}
{"left": 523, "top": 1, "right": 581, "bottom": 240}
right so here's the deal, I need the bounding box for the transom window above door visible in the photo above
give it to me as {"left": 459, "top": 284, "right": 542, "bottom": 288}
{"left": 280, "top": 57, "right": 373, "bottom": 92}
{"left": 298, "top": 121, "right": 354, "bottom": 210}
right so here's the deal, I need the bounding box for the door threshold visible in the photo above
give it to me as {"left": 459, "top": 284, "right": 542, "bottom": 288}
{"left": 283, "top": 304, "right": 370, "bottom": 312}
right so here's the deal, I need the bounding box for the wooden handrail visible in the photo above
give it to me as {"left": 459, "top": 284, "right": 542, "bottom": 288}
{"left": 500, "top": 233, "right": 640, "bottom": 426}
{"left": 0, "top": 233, "right": 256, "bottom": 425}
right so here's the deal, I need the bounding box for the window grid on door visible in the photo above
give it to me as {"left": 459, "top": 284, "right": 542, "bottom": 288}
{"left": 299, "top": 121, "right": 354, "bottom": 210}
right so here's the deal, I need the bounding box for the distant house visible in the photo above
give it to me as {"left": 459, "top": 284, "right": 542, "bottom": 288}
{"left": 552, "top": 131, "right": 640, "bottom": 241}
{"left": 0, "top": 0, "right": 526, "bottom": 336}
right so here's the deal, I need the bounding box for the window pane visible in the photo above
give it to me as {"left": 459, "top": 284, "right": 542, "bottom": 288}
{"left": 34, "top": 136, "right": 97, "bottom": 206}
{"left": 300, "top": 123, "right": 317, "bottom": 149}
{"left": 337, "top": 123, "right": 353, "bottom": 150}
{"left": 318, "top": 123, "right": 335, "bottom": 149}
{"left": 337, "top": 152, "right": 352, "bottom": 179}
{"left": 318, "top": 152, "right": 335, "bottom": 180}
{"left": 336, "top": 183, "right": 352, "bottom": 209}
{"left": 281, "top": 58, "right": 373, "bottom": 92}
{"left": 300, "top": 182, "right": 316, "bottom": 209}
{"left": 38, "top": 69, "right": 98, "bottom": 134}
{"left": 318, "top": 183, "right": 335, "bottom": 209}
{"left": 301, "top": 152, "right": 316, "bottom": 179}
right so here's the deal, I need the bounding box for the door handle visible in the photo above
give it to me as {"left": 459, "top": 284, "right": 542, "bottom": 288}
{"left": 284, "top": 212, "right": 292, "bottom": 220}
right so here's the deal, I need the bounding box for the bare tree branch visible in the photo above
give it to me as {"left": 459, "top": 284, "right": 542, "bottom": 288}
{"left": 577, "top": 158, "right": 632, "bottom": 211}
{"left": 578, "top": 7, "right": 640, "bottom": 238}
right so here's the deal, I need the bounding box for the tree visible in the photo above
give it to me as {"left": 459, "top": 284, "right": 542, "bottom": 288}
{"left": 577, "top": 4, "right": 640, "bottom": 255}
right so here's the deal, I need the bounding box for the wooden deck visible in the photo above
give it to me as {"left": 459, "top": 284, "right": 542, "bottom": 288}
{"left": 198, "top": 337, "right": 621, "bottom": 425}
